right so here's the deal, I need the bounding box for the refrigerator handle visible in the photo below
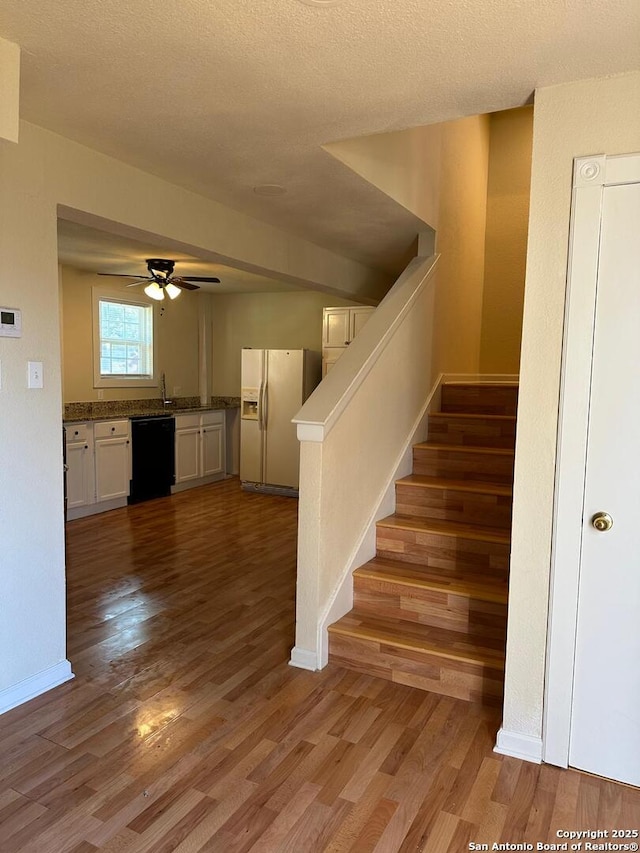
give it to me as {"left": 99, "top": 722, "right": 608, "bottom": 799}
{"left": 262, "top": 382, "right": 268, "bottom": 430}
{"left": 257, "top": 382, "right": 265, "bottom": 430}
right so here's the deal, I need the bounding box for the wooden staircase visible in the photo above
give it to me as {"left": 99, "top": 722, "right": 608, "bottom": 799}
{"left": 328, "top": 381, "right": 518, "bottom": 705}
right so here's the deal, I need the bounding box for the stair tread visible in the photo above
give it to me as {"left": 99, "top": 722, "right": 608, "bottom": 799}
{"left": 428, "top": 412, "right": 516, "bottom": 421}
{"left": 377, "top": 514, "right": 511, "bottom": 543}
{"left": 329, "top": 611, "right": 506, "bottom": 667}
{"left": 414, "top": 442, "right": 514, "bottom": 456}
{"left": 355, "top": 556, "right": 508, "bottom": 602}
{"left": 441, "top": 382, "right": 519, "bottom": 388}
{"left": 397, "top": 474, "right": 513, "bottom": 496}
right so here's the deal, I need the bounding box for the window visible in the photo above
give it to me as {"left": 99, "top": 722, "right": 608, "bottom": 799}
{"left": 93, "top": 291, "right": 155, "bottom": 388}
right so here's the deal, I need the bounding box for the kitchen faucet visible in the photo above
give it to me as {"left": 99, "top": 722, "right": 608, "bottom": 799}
{"left": 160, "top": 372, "right": 172, "bottom": 406}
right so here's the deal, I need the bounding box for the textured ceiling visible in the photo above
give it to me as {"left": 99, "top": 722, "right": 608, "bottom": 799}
{"left": 3, "top": 0, "right": 639, "bottom": 276}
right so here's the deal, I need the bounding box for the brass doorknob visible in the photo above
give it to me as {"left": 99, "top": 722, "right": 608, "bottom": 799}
{"left": 591, "top": 512, "right": 613, "bottom": 532}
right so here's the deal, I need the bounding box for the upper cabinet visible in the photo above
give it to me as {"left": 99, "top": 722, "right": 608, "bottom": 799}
{"left": 322, "top": 306, "right": 374, "bottom": 348}
{"left": 322, "top": 306, "right": 375, "bottom": 376}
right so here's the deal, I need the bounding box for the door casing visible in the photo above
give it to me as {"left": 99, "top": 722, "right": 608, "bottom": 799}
{"left": 544, "top": 151, "right": 640, "bottom": 766}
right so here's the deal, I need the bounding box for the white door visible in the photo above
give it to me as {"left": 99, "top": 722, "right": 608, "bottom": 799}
{"left": 264, "top": 349, "right": 303, "bottom": 488}
{"left": 66, "top": 441, "right": 91, "bottom": 509}
{"left": 175, "top": 428, "right": 200, "bottom": 483}
{"left": 202, "top": 425, "right": 224, "bottom": 477}
{"left": 569, "top": 180, "right": 640, "bottom": 786}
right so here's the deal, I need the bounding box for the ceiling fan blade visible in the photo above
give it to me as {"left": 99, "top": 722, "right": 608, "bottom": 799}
{"left": 178, "top": 276, "right": 221, "bottom": 283}
{"left": 171, "top": 278, "right": 200, "bottom": 291}
{"left": 98, "top": 272, "right": 148, "bottom": 279}
{"left": 125, "top": 280, "right": 149, "bottom": 288}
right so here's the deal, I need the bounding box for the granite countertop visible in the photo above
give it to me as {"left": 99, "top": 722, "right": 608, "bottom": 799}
{"left": 64, "top": 396, "right": 240, "bottom": 423}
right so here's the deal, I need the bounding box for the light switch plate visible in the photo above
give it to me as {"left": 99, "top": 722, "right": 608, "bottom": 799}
{"left": 28, "top": 361, "right": 43, "bottom": 389}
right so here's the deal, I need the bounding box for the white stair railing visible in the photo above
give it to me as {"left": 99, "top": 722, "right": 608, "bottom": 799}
{"left": 290, "top": 253, "right": 441, "bottom": 671}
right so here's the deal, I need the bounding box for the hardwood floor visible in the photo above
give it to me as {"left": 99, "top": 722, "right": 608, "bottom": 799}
{"left": 0, "top": 478, "right": 637, "bottom": 851}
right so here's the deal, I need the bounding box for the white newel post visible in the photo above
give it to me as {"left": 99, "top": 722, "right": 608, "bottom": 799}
{"left": 290, "top": 438, "right": 324, "bottom": 671}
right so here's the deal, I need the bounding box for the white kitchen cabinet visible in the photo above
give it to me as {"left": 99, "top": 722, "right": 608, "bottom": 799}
{"left": 321, "top": 348, "right": 342, "bottom": 378}
{"left": 175, "top": 417, "right": 201, "bottom": 484}
{"left": 201, "top": 414, "right": 225, "bottom": 478}
{"left": 94, "top": 419, "right": 131, "bottom": 502}
{"left": 323, "top": 307, "right": 352, "bottom": 348}
{"left": 174, "top": 410, "right": 226, "bottom": 491}
{"left": 322, "top": 306, "right": 374, "bottom": 348}
{"left": 322, "top": 305, "right": 375, "bottom": 376}
{"left": 65, "top": 423, "right": 94, "bottom": 512}
{"left": 65, "top": 419, "right": 130, "bottom": 519}
{"left": 351, "top": 306, "right": 374, "bottom": 339}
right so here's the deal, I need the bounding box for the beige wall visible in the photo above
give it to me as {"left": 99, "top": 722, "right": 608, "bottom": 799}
{"left": 326, "top": 114, "right": 491, "bottom": 378}
{"left": 61, "top": 265, "right": 201, "bottom": 402}
{"left": 210, "top": 290, "right": 353, "bottom": 397}
{"left": 61, "top": 267, "right": 355, "bottom": 403}
{"left": 325, "top": 124, "right": 442, "bottom": 230}
{"left": 505, "top": 71, "right": 640, "bottom": 743}
{"left": 480, "top": 107, "right": 533, "bottom": 373}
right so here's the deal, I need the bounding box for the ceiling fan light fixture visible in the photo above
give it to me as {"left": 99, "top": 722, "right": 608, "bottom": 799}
{"left": 144, "top": 282, "right": 165, "bottom": 301}
{"left": 165, "top": 283, "right": 181, "bottom": 300}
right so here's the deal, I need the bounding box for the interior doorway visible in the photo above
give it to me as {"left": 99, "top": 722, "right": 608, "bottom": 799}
{"left": 545, "top": 151, "right": 640, "bottom": 785}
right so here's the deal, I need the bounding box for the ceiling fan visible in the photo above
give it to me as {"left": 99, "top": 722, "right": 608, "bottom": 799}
{"left": 98, "top": 258, "right": 220, "bottom": 301}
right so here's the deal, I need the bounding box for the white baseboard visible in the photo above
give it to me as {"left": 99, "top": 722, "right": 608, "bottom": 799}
{"left": 0, "top": 660, "right": 74, "bottom": 716}
{"left": 494, "top": 727, "right": 543, "bottom": 763}
{"left": 171, "top": 472, "right": 226, "bottom": 494}
{"left": 288, "top": 646, "right": 318, "bottom": 671}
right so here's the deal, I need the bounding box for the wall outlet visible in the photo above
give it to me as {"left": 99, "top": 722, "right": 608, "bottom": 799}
{"left": 27, "top": 361, "right": 43, "bottom": 389}
{"left": 97, "top": 389, "right": 104, "bottom": 400}
{"left": 173, "top": 386, "right": 181, "bottom": 396}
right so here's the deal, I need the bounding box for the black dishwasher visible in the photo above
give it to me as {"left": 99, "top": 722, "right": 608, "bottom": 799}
{"left": 128, "top": 415, "right": 175, "bottom": 504}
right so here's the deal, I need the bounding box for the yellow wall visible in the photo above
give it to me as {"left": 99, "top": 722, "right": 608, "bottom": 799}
{"left": 60, "top": 265, "right": 201, "bottom": 402}
{"left": 211, "top": 291, "right": 353, "bottom": 396}
{"left": 431, "top": 115, "right": 490, "bottom": 376}
{"left": 505, "top": 70, "right": 640, "bottom": 743}
{"left": 480, "top": 107, "right": 533, "bottom": 372}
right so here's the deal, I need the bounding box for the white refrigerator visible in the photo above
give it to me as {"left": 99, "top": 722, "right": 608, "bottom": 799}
{"left": 240, "top": 349, "right": 320, "bottom": 493}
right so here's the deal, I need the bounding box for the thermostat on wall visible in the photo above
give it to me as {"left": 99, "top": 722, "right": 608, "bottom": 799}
{"left": 0, "top": 307, "right": 21, "bottom": 337}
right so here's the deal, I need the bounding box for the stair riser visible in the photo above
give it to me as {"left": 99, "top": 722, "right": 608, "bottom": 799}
{"left": 376, "top": 527, "right": 510, "bottom": 573}
{"left": 427, "top": 416, "right": 516, "bottom": 449}
{"left": 395, "top": 485, "right": 512, "bottom": 529}
{"left": 413, "top": 447, "right": 514, "bottom": 484}
{"left": 354, "top": 581, "right": 507, "bottom": 639}
{"left": 329, "top": 633, "right": 504, "bottom": 705}
{"left": 440, "top": 384, "right": 518, "bottom": 416}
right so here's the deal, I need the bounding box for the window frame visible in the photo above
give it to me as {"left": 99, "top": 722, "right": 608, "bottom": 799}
{"left": 92, "top": 288, "right": 157, "bottom": 389}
